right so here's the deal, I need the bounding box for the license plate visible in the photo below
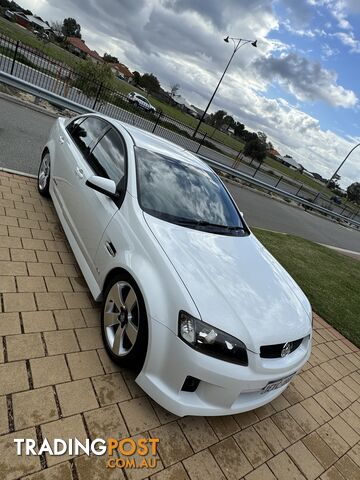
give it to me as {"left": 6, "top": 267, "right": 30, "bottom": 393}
{"left": 262, "top": 372, "right": 297, "bottom": 393}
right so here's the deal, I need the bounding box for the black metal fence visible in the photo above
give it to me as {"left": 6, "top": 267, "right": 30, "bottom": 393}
{"left": 0, "top": 32, "right": 359, "bottom": 223}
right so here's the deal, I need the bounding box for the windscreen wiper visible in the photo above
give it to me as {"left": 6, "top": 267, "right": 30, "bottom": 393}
{"left": 176, "top": 218, "right": 244, "bottom": 231}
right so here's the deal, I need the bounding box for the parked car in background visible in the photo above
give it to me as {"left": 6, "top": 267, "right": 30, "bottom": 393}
{"left": 330, "top": 195, "right": 342, "bottom": 205}
{"left": 127, "top": 92, "right": 156, "bottom": 113}
{"left": 38, "top": 113, "right": 312, "bottom": 416}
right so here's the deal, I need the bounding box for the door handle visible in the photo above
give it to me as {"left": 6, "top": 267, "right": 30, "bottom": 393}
{"left": 75, "top": 167, "right": 84, "bottom": 179}
{"left": 59, "top": 135, "right": 64, "bottom": 144}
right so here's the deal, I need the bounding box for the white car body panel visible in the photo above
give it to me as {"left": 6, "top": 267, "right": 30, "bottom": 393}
{"left": 44, "top": 113, "right": 312, "bottom": 416}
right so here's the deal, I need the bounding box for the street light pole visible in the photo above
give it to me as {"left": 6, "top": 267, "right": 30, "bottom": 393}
{"left": 192, "top": 36, "right": 257, "bottom": 138}
{"left": 326, "top": 143, "right": 360, "bottom": 188}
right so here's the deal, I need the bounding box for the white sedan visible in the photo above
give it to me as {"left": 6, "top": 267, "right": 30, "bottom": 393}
{"left": 38, "top": 113, "right": 312, "bottom": 416}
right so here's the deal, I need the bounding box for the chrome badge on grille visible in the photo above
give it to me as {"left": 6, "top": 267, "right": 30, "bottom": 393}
{"left": 281, "top": 342, "right": 293, "bottom": 357}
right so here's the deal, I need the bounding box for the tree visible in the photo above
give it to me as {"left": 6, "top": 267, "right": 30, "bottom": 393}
{"left": 72, "top": 62, "right": 115, "bottom": 102}
{"left": 257, "top": 131, "right": 267, "bottom": 145}
{"left": 132, "top": 71, "right": 141, "bottom": 85}
{"left": 62, "top": 17, "right": 81, "bottom": 38}
{"left": 243, "top": 138, "right": 267, "bottom": 164}
{"left": 347, "top": 182, "right": 360, "bottom": 204}
{"left": 139, "top": 73, "right": 161, "bottom": 93}
{"left": 170, "top": 83, "right": 180, "bottom": 97}
{"left": 51, "top": 21, "right": 63, "bottom": 38}
{"left": 208, "top": 110, "right": 227, "bottom": 129}
{"left": 234, "top": 121, "right": 245, "bottom": 137}
{"left": 223, "top": 115, "right": 235, "bottom": 131}
{"left": 103, "top": 53, "right": 119, "bottom": 63}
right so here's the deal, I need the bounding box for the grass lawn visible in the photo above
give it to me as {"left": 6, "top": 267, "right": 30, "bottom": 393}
{"left": 0, "top": 17, "right": 83, "bottom": 68}
{"left": 253, "top": 228, "right": 360, "bottom": 347}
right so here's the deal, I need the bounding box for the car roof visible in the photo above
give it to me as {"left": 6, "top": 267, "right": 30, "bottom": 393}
{"left": 93, "top": 114, "right": 212, "bottom": 171}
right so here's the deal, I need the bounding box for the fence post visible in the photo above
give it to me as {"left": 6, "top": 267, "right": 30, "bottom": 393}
{"left": 232, "top": 151, "right": 243, "bottom": 168}
{"left": 313, "top": 191, "right": 321, "bottom": 203}
{"left": 10, "top": 41, "right": 20, "bottom": 76}
{"left": 196, "top": 132, "right": 207, "bottom": 153}
{"left": 252, "top": 160, "right": 262, "bottom": 177}
{"left": 295, "top": 184, "right": 303, "bottom": 196}
{"left": 92, "top": 83, "right": 103, "bottom": 110}
{"left": 274, "top": 176, "right": 283, "bottom": 188}
{"left": 152, "top": 111, "right": 162, "bottom": 134}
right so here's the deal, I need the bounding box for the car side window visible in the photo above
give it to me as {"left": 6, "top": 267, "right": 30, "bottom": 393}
{"left": 66, "top": 117, "right": 85, "bottom": 135}
{"left": 88, "top": 128, "right": 126, "bottom": 186}
{"left": 69, "top": 117, "right": 109, "bottom": 157}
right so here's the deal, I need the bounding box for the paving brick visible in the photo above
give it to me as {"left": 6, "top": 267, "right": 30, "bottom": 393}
{"left": 10, "top": 248, "right": 37, "bottom": 262}
{"left": 0, "top": 276, "right": 15, "bottom": 295}
{"left": 67, "top": 350, "right": 104, "bottom": 379}
{"left": 18, "top": 218, "right": 40, "bottom": 230}
{"left": 6, "top": 333, "right": 45, "bottom": 361}
{"left": 329, "top": 416, "right": 359, "bottom": 447}
{"left": 84, "top": 404, "right": 129, "bottom": 440}
{"left": 32, "top": 228, "right": 54, "bottom": 240}
{"left": 70, "top": 276, "right": 88, "bottom": 292}
{"left": 254, "top": 418, "right": 290, "bottom": 454}
{"left": 348, "top": 444, "right": 360, "bottom": 469}
{"left": 270, "top": 394, "right": 291, "bottom": 412}
{"left": 3, "top": 292, "right": 36, "bottom": 312}
{"left": 22, "top": 310, "right": 57, "bottom": 333}
{"left": 27, "top": 262, "right": 54, "bottom": 276}
{"left": 56, "top": 378, "right": 98, "bottom": 416}
{"left": 64, "top": 292, "right": 93, "bottom": 309}
{"left": 287, "top": 404, "right": 319, "bottom": 434}
{"left": 45, "top": 239, "right": 69, "bottom": 252}
{"left": 335, "top": 455, "right": 360, "bottom": 480}
{"left": 41, "top": 415, "right": 87, "bottom": 466}
{"left": 119, "top": 397, "right": 160, "bottom": 435}
{"left": 9, "top": 226, "right": 32, "bottom": 238}
{"left": 267, "top": 452, "right": 306, "bottom": 480}
{"left": 246, "top": 464, "right": 277, "bottom": 480}
{"left": 92, "top": 372, "right": 131, "bottom": 405}
{"left": 234, "top": 426, "right": 273, "bottom": 467}
{"left": 314, "top": 391, "right": 342, "bottom": 418}
{"left": 0, "top": 428, "right": 41, "bottom": 480}
{"left": 320, "top": 466, "right": 347, "bottom": 480}
{"left": 0, "top": 395, "right": 9, "bottom": 434}
{"left": 287, "top": 441, "right": 324, "bottom": 480}
{"left": 97, "top": 348, "right": 122, "bottom": 373}
{"left": 0, "top": 361, "right": 29, "bottom": 394}
{"left": 318, "top": 424, "right": 349, "bottom": 457}
{"left": 0, "top": 247, "right": 10, "bottom": 260}
{"left": 0, "top": 312, "right": 21, "bottom": 335}
{"left": 59, "top": 251, "right": 76, "bottom": 264}
{"left": 75, "top": 454, "right": 124, "bottom": 480}
{"left": 234, "top": 410, "right": 259, "bottom": 429}
{"left": 254, "top": 402, "right": 276, "bottom": 420}
{"left": 0, "top": 341, "right": 3, "bottom": 363}
{"left": 151, "top": 422, "right": 193, "bottom": 467}
{"left": 76, "top": 326, "right": 103, "bottom": 350}
{"left": 31, "top": 355, "right": 71, "bottom": 387}
{"left": 53, "top": 263, "right": 79, "bottom": 277}
{"left": 0, "top": 260, "right": 27, "bottom": 275}
{"left": 54, "top": 309, "right": 86, "bottom": 329}
{"left": 12, "top": 386, "right": 58, "bottom": 429}
{"left": 151, "top": 463, "right": 190, "bottom": 480}
{"left": 81, "top": 308, "right": 101, "bottom": 327}
{"left": 292, "top": 375, "right": 316, "bottom": 398}
{"left": 44, "top": 330, "right": 79, "bottom": 355}
{"left": 272, "top": 410, "right": 306, "bottom": 443}
{"left": 35, "top": 292, "right": 66, "bottom": 310}
{"left": 211, "top": 437, "right": 252, "bottom": 480}
{"left": 206, "top": 415, "right": 240, "bottom": 440}
{"left": 44, "top": 276, "right": 73, "bottom": 292}
{"left": 301, "top": 397, "right": 331, "bottom": 425}
{"left": 17, "top": 276, "right": 47, "bottom": 293}
{"left": 303, "top": 432, "right": 338, "bottom": 469}
{"left": 183, "top": 449, "right": 225, "bottom": 480}
{"left": 22, "top": 462, "right": 73, "bottom": 480}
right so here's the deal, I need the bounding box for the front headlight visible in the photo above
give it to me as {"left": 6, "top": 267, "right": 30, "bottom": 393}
{"left": 178, "top": 311, "right": 248, "bottom": 366}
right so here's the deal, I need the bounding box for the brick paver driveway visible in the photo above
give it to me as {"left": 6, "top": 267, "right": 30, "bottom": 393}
{"left": 0, "top": 170, "right": 360, "bottom": 480}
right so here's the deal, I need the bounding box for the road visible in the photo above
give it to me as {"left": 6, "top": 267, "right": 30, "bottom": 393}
{"left": 0, "top": 96, "right": 359, "bottom": 253}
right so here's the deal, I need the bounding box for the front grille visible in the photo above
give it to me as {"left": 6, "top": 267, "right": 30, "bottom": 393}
{"left": 260, "top": 338, "right": 303, "bottom": 359}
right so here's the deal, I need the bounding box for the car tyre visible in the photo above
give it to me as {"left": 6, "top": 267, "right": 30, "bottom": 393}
{"left": 38, "top": 152, "right": 51, "bottom": 197}
{"left": 101, "top": 272, "right": 148, "bottom": 372}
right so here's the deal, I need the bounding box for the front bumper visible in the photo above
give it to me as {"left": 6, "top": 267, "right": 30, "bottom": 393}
{"left": 136, "top": 318, "right": 311, "bottom": 416}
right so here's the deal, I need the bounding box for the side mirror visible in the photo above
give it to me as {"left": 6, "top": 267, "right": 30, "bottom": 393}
{"left": 85, "top": 176, "right": 119, "bottom": 201}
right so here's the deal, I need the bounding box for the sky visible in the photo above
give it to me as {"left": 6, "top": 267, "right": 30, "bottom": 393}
{"left": 20, "top": 0, "right": 360, "bottom": 188}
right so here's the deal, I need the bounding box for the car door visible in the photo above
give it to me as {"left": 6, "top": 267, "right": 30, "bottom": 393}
{"left": 56, "top": 116, "right": 127, "bottom": 275}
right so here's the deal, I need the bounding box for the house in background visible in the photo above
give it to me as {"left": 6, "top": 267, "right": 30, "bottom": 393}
{"left": 110, "top": 63, "right": 133, "bottom": 82}
{"left": 66, "top": 37, "right": 103, "bottom": 64}
{"left": 13, "top": 12, "right": 51, "bottom": 32}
